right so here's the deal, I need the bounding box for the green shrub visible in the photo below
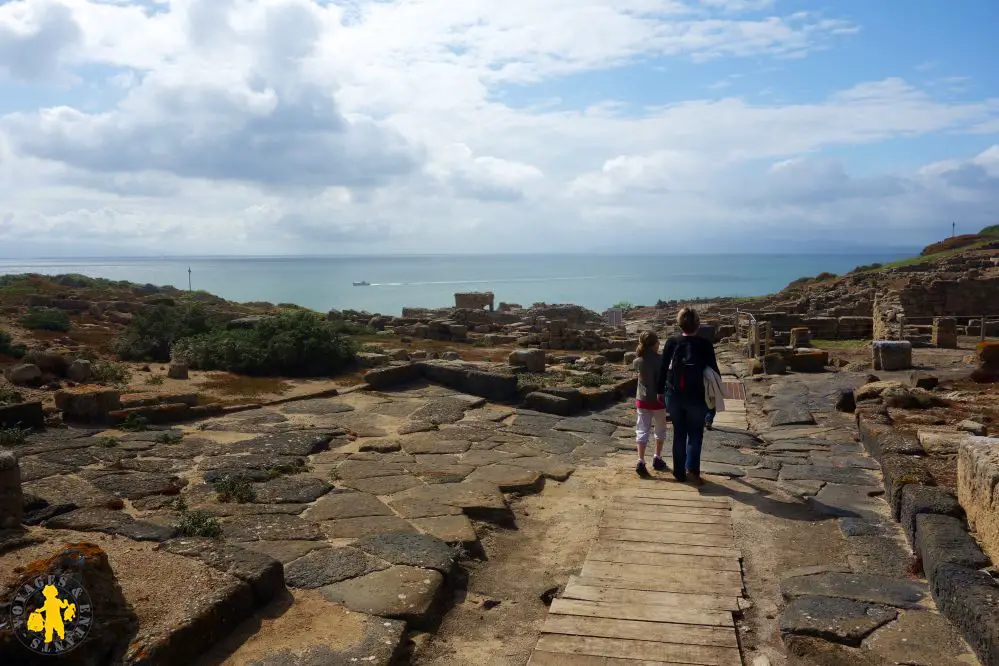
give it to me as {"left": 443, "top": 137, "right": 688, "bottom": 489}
{"left": 569, "top": 373, "right": 616, "bottom": 388}
{"left": 119, "top": 413, "right": 148, "bottom": 432}
{"left": 0, "top": 384, "right": 23, "bottom": 405}
{"left": 612, "top": 301, "right": 634, "bottom": 310}
{"left": 175, "top": 509, "right": 222, "bottom": 538}
{"left": 982, "top": 224, "right": 999, "bottom": 236}
{"left": 97, "top": 436, "right": 118, "bottom": 448}
{"left": 20, "top": 308, "right": 71, "bottom": 332}
{"left": 214, "top": 475, "right": 255, "bottom": 503}
{"left": 852, "top": 263, "right": 883, "bottom": 273}
{"left": 0, "top": 426, "right": 30, "bottom": 447}
{"left": 0, "top": 330, "right": 26, "bottom": 359}
{"left": 92, "top": 361, "right": 132, "bottom": 387}
{"left": 172, "top": 310, "right": 356, "bottom": 377}
{"left": 112, "top": 301, "right": 222, "bottom": 362}
{"left": 145, "top": 375, "right": 165, "bottom": 386}
{"left": 154, "top": 431, "right": 183, "bottom": 444}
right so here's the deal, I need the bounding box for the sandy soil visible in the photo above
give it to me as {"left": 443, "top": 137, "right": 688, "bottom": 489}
{"left": 410, "top": 455, "right": 634, "bottom": 666}
{"left": 0, "top": 528, "right": 239, "bottom": 643}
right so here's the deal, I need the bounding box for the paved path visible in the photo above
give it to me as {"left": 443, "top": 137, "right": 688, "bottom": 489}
{"left": 528, "top": 380, "right": 749, "bottom": 666}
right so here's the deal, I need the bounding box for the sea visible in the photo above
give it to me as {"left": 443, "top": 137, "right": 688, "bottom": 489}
{"left": 0, "top": 253, "right": 911, "bottom": 316}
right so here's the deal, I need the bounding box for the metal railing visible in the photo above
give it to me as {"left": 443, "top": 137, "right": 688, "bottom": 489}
{"left": 890, "top": 314, "right": 999, "bottom": 344}
{"left": 734, "top": 309, "right": 770, "bottom": 359}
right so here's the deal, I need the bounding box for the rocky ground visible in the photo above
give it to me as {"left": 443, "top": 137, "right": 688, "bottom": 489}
{"left": 2, "top": 374, "right": 648, "bottom": 664}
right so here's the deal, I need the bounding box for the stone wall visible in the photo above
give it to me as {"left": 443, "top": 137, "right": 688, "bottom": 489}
{"left": 898, "top": 278, "right": 999, "bottom": 319}
{"left": 873, "top": 290, "right": 904, "bottom": 341}
{"left": 958, "top": 436, "right": 999, "bottom": 562}
{"left": 454, "top": 292, "right": 494, "bottom": 311}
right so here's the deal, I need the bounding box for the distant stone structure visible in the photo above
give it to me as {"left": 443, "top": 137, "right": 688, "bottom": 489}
{"left": 606, "top": 308, "right": 623, "bottom": 326}
{"left": 454, "top": 292, "right": 494, "bottom": 311}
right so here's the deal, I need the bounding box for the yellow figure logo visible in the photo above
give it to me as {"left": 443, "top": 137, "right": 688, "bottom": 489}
{"left": 8, "top": 573, "right": 93, "bottom": 655}
{"left": 25, "top": 585, "right": 77, "bottom": 645}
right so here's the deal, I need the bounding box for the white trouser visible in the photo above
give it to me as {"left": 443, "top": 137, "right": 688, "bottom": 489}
{"left": 635, "top": 408, "right": 668, "bottom": 445}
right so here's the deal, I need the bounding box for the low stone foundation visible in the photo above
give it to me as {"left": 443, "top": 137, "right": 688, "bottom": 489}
{"left": 856, "top": 410, "right": 999, "bottom": 666}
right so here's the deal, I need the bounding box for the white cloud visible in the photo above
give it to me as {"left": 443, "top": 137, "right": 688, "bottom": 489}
{"left": 0, "top": 0, "right": 996, "bottom": 255}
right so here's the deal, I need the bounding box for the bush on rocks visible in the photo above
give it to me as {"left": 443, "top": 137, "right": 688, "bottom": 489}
{"left": 112, "top": 301, "right": 222, "bottom": 362}
{"left": 20, "top": 307, "right": 71, "bottom": 332}
{"left": 0, "top": 330, "right": 25, "bottom": 359}
{"left": 172, "top": 310, "right": 356, "bottom": 377}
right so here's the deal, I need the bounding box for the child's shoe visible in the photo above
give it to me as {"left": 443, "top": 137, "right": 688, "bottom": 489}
{"left": 652, "top": 456, "right": 668, "bottom": 472}
{"left": 636, "top": 460, "right": 651, "bottom": 478}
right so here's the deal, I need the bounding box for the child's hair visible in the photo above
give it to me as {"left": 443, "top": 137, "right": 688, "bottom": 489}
{"left": 677, "top": 307, "right": 700, "bottom": 335}
{"left": 636, "top": 330, "right": 659, "bottom": 357}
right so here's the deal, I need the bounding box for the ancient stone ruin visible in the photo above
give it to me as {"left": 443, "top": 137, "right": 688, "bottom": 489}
{"left": 454, "top": 291, "right": 494, "bottom": 311}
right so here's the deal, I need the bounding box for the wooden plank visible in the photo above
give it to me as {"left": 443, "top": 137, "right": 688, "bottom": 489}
{"left": 602, "top": 508, "right": 731, "bottom": 526}
{"left": 588, "top": 546, "right": 741, "bottom": 572}
{"left": 549, "top": 597, "right": 733, "bottom": 628}
{"left": 599, "top": 528, "right": 734, "bottom": 548}
{"left": 543, "top": 614, "right": 737, "bottom": 648}
{"left": 563, "top": 578, "right": 740, "bottom": 611}
{"left": 611, "top": 500, "right": 731, "bottom": 516}
{"left": 535, "top": 634, "right": 742, "bottom": 666}
{"left": 594, "top": 539, "right": 740, "bottom": 560}
{"left": 598, "top": 517, "right": 732, "bottom": 536}
{"left": 581, "top": 562, "right": 742, "bottom": 595}
{"left": 530, "top": 651, "right": 679, "bottom": 666}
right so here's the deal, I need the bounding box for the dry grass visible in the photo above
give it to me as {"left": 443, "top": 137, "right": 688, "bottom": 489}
{"left": 197, "top": 373, "right": 293, "bottom": 398}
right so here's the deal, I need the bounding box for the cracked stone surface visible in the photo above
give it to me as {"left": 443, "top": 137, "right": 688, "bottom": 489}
{"left": 284, "top": 547, "right": 389, "bottom": 589}
{"left": 781, "top": 596, "right": 898, "bottom": 646}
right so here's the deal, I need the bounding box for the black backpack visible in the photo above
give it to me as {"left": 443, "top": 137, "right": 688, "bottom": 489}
{"left": 666, "top": 337, "right": 705, "bottom": 402}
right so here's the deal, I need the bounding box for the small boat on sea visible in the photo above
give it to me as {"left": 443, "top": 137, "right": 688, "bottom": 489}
{"left": 352, "top": 281, "right": 370, "bottom": 287}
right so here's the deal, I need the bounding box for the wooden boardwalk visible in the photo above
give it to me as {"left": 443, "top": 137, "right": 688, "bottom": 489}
{"left": 528, "top": 379, "right": 747, "bottom": 666}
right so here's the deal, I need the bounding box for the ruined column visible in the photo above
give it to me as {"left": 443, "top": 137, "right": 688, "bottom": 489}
{"left": 932, "top": 317, "right": 958, "bottom": 349}
{"left": 789, "top": 327, "right": 811, "bottom": 349}
{"left": 0, "top": 449, "right": 23, "bottom": 529}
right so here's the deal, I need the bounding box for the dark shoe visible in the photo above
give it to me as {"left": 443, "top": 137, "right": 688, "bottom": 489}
{"left": 636, "top": 461, "right": 651, "bottom": 478}
{"left": 673, "top": 471, "right": 687, "bottom": 483}
{"left": 652, "top": 456, "right": 668, "bottom": 472}
{"left": 688, "top": 472, "right": 704, "bottom": 486}
{"left": 705, "top": 421, "right": 714, "bottom": 431}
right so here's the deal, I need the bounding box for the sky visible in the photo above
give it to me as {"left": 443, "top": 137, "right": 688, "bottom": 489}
{"left": 0, "top": 0, "right": 997, "bottom": 257}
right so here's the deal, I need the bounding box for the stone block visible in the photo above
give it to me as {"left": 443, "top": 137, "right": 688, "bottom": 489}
{"left": 364, "top": 362, "right": 422, "bottom": 390}
{"left": 789, "top": 350, "right": 828, "bottom": 373}
{"left": 972, "top": 341, "right": 999, "bottom": 383}
{"left": 508, "top": 349, "right": 546, "bottom": 373}
{"left": 789, "top": 327, "right": 811, "bottom": 348}
{"left": 909, "top": 372, "right": 939, "bottom": 390}
{"left": 167, "top": 362, "right": 189, "bottom": 380}
{"left": 418, "top": 361, "right": 518, "bottom": 402}
{"left": 932, "top": 317, "right": 958, "bottom": 349}
{"left": 957, "top": 436, "right": 999, "bottom": 563}
{"left": 0, "top": 401, "right": 44, "bottom": 429}
{"left": 108, "top": 403, "right": 192, "bottom": 425}
{"left": 880, "top": 454, "right": 934, "bottom": 520}
{"left": 6, "top": 364, "right": 41, "bottom": 386}
{"left": 929, "top": 564, "right": 999, "bottom": 666}
{"left": 0, "top": 450, "right": 23, "bottom": 528}
{"left": 898, "top": 485, "right": 963, "bottom": 544}
{"left": 872, "top": 341, "right": 912, "bottom": 371}
{"left": 523, "top": 392, "right": 573, "bottom": 416}
{"left": 55, "top": 386, "right": 122, "bottom": 419}
{"left": 67, "top": 359, "right": 93, "bottom": 383}
{"left": 915, "top": 514, "right": 990, "bottom": 579}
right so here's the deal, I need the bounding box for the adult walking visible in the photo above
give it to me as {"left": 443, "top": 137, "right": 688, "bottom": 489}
{"left": 656, "top": 307, "right": 720, "bottom": 485}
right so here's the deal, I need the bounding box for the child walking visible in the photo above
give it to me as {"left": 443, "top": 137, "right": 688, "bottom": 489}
{"left": 632, "top": 331, "right": 669, "bottom": 477}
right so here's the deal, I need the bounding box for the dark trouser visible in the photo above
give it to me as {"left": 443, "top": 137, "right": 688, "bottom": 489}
{"left": 667, "top": 398, "right": 708, "bottom": 476}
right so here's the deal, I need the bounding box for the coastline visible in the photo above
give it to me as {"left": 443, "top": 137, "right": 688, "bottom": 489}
{"left": 0, "top": 251, "right": 910, "bottom": 316}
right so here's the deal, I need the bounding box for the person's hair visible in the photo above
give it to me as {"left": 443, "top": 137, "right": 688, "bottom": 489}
{"left": 677, "top": 307, "right": 700, "bottom": 335}
{"left": 636, "top": 330, "right": 659, "bottom": 357}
